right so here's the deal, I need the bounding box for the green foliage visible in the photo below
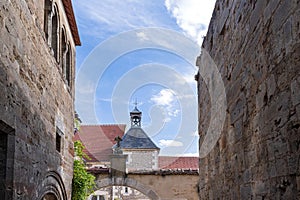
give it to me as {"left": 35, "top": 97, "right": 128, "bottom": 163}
{"left": 74, "top": 117, "right": 81, "bottom": 132}
{"left": 72, "top": 141, "right": 95, "bottom": 200}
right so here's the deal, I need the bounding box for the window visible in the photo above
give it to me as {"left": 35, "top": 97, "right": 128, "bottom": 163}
{"left": 0, "top": 120, "right": 14, "bottom": 199}
{"left": 44, "top": 0, "right": 51, "bottom": 40}
{"left": 56, "top": 128, "right": 62, "bottom": 152}
{"left": 65, "top": 44, "right": 71, "bottom": 86}
{"left": 60, "top": 28, "right": 72, "bottom": 87}
{"left": 44, "top": 1, "right": 60, "bottom": 62}
{"left": 51, "top": 8, "right": 58, "bottom": 61}
{"left": 0, "top": 133, "right": 8, "bottom": 198}
{"left": 44, "top": 1, "right": 73, "bottom": 88}
{"left": 61, "top": 28, "right": 67, "bottom": 76}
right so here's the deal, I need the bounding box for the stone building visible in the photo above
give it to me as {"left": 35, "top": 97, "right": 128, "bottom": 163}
{"left": 0, "top": 0, "right": 80, "bottom": 199}
{"left": 118, "top": 106, "right": 160, "bottom": 172}
{"left": 196, "top": 0, "right": 300, "bottom": 199}
{"left": 75, "top": 108, "right": 199, "bottom": 199}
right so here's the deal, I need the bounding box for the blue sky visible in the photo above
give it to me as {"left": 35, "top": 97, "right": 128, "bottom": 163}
{"left": 73, "top": 0, "right": 216, "bottom": 156}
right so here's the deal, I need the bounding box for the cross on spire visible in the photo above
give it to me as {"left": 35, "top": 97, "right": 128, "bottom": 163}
{"left": 134, "top": 98, "right": 138, "bottom": 107}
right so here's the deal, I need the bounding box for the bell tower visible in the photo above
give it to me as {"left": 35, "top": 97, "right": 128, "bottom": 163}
{"left": 130, "top": 103, "right": 142, "bottom": 127}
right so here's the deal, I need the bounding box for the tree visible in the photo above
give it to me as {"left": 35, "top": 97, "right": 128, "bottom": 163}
{"left": 72, "top": 141, "right": 95, "bottom": 200}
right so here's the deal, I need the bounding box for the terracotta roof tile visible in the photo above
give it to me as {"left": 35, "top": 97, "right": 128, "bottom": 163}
{"left": 158, "top": 156, "right": 199, "bottom": 170}
{"left": 62, "top": 0, "right": 81, "bottom": 45}
{"left": 73, "top": 124, "right": 126, "bottom": 162}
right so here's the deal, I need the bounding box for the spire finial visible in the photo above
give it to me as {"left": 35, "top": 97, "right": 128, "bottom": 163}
{"left": 134, "top": 98, "right": 138, "bottom": 108}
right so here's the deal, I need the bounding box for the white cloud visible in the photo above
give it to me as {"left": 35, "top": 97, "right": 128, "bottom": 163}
{"left": 75, "top": 1, "right": 172, "bottom": 37}
{"left": 136, "top": 31, "right": 150, "bottom": 41}
{"left": 151, "top": 89, "right": 175, "bottom": 106}
{"left": 150, "top": 89, "right": 180, "bottom": 120}
{"left": 164, "top": 0, "right": 216, "bottom": 44}
{"left": 159, "top": 139, "right": 183, "bottom": 147}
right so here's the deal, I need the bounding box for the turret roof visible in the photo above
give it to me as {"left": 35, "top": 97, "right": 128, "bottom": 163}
{"left": 118, "top": 127, "right": 159, "bottom": 150}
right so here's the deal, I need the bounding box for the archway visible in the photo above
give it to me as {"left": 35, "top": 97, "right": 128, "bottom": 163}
{"left": 38, "top": 171, "right": 67, "bottom": 200}
{"left": 42, "top": 193, "right": 57, "bottom": 200}
{"left": 94, "top": 177, "right": 160, "bottom": 200}
{"left": 89, "top": 186, "right": 151, "bottom": 200}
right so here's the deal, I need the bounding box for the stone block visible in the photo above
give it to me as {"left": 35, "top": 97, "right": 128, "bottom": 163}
{"left": 240, "top": 185, "right": 252, "bottom": 199}
{"left": 275, "top": 158, "right": 288, "bottom": 177}
{"left": 291, "top": 77, "right": 300, "bottom": 106}
{"left": 287, "top": 156, "right": 299, "bottom": 175}
{"left": 256, "top": 82, "right": 267, "bottom": 111}
{"left": 272, "top": 0, "right": 293, "bottom": 31}
{"left": 229, "top": 94, "right": 246, "bottom": 124}
{"left": 266, "top": 74, "right": 276, "bottom": 101}
{"left": 284, "top": 18, "right": 293, "bottom": 48}
{"left": 249, "top": 0, "right": 267, "bottom": 33}
{"left": 253, "top": 180, "right": 268, "bottom": 196}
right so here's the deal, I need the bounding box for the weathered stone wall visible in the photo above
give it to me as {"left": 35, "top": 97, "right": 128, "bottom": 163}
{"left": 94, "top": 173, "right": 199, "bottom": 200}
{"left": 0, "top": 0, "right": 77, "bottom": 199}
{"left": 123, "top": 149, "right": 159, "bottom": 171}
{"left": 197, "top": 0, "right": 300, "bottom": 199}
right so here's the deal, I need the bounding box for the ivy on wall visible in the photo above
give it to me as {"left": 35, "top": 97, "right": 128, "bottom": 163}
{"left": 72, "top": 141, "right": 95, "bottom": 200}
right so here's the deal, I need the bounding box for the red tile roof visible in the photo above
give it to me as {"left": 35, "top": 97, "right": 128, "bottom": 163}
{"left": 73, "top": 124, "right": 126, "bottom": 162}
{"left": 159, "top": 156, "right": 199, "bottom": 170}
{"left": 62, "top": 0, "right": 81, "bottom": 45}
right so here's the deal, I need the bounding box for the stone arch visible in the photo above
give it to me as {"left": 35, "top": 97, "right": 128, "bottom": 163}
{"left": 65, "top": 43, "right": 72, "bottom": 87}
{"left": 43, "top": 0, "right": 52, "bottom": 40}
{"left": 51, "top": 3, "right": 59, "bottom": 61}
{"left": 61, "top": 27, "right": 67, "bottom": 76}
{"left": 37, "top": 171, "right": 67, "bottom": 200}
{"left": 95, "top": 177, "right": 160, "bottom": 200}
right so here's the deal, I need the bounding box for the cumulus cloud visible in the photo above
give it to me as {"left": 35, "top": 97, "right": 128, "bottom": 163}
{"left": 150, "top": 89, "right": 180, "bottom": 120}
{"left": 164, "top": 0, "right": 216, "bottom": 44}
{"left": 151, "top": 89, "right": 175, "bottom": 106}
{"left": 159, "top": 139, "right": 183, "bottom": 147}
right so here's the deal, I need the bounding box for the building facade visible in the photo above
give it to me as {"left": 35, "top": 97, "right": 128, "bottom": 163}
{"left": 0, "top": 0, "right": 80, "bottom": 199}
{"left": 118, "top": 106, "right": 160, "bottom": 172}
{"left": 196, "top": 0, "right": 300, "bottom": 199}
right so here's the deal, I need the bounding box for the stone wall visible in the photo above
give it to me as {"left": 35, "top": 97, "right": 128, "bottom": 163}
{"left": 0, "top": 0, "right": 78, "bottom": 199}
{"left": 196, "top": 0, "right": 300, "bottom": 199}
{"left": 123, "top": 149, "right": 159, "bottom": 171}
{"left": 94, "top": 173, "right": 199, "bottom": 200}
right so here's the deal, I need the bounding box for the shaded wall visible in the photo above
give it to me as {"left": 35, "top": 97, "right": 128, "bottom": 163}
{"left": 197, "top": 0, "right": 300, "bottom": 199}
{"left": 0, "top": 0, "right": 77, "bottom": 198}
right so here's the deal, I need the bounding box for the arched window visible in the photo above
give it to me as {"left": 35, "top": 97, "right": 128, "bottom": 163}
{"left": 65, "top": 44, "right": 71, "bottom": 87}
{"left": 51, "top": 7, "right": 59, "bottom": 61}
{"left": 61, "top": 28, "right": 67, "bottom": 76}
{"left": 43, "top": 0, "right": 52, "bottom": 40}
